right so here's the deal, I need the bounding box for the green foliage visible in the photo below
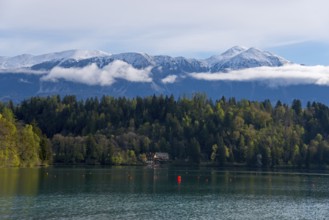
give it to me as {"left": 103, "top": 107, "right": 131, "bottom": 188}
{"left": 111, "top": 152, "right": 123, "bottom": 165}
{"left": 5, "top": 94, "right": 329, "bottom": 168}
{"left": 0, "top": 111, "right": 20, "bottom": 167}
{"left": 211, "top": 144, "right": 218, "bottom": 162}
{"left": 18, "top": 125, "right": 40, "bottom": 166}
{"left": 0, "top": 107, "right": 45, "bottom": 167}
{"left": 189, "top": 138, "right": 201, "bottom": 164}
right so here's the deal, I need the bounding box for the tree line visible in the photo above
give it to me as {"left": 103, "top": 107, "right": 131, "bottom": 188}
{"left": 1, "top": 94, "right": 329, "bottom": 168}
{"left": 0, "top": 105, "right": 51, "bottom": 167}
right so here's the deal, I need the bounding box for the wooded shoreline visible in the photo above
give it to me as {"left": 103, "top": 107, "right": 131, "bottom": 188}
{"left": 1, "top": 94, "right": 329, "bottom": 169}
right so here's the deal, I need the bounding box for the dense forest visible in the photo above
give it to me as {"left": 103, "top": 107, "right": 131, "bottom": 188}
{"left": 1, "top": 94, "right": 329, "bottom": 168}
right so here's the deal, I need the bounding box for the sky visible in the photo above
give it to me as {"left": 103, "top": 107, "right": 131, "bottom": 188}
{"left": 1, "top": 0, "right": 329, "bottom": 65}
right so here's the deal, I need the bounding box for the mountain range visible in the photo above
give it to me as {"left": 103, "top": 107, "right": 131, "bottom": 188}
{"left": 1, "top": 46, "right": 329, "bottom": 105}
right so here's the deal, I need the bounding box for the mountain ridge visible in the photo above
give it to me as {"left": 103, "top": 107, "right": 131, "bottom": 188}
{"left": 0, "top": 46, "right": 291, "bottom": 72}
{"left": 2, "top": 46, "right": 329, "bottom": 105}
{"left": 0, "top": 49, "right": 111, "bottom": 69}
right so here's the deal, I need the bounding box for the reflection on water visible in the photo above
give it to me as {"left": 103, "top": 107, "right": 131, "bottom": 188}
{"left": 0, "top": 168, "right": 40, "bottom": 196}
{"left": 1, "top": 166, "right": 329, "bottom": 219}
{"left": 0, "top": 168, "right": 41, "bottom": 218}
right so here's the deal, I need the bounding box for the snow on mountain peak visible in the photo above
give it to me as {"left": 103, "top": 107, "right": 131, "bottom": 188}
{"left": 70, "top": 50, "right": 111, "bottom": 60}
{"left": 237, "top": 47, "right": 267, "bottom": 60}
{"left": 240, "top": 47, "right": 290, "bottom": 65}
{"left": 209, "top": 47, "right": 291, "bottom": 72}
{"left": 0, "top": 46, "right": 291, "bottom": 72}
{"left": 221, "top": 46, "right": 248, "bottom": 58}
{"left": 206, "top": 46, "right": 247, "bottom": 66}
{"left": 110, "top": 52, "right": 155, "bottom": 68}
{"left": 0, "top": 49, "right": 111, "bottom": 69}
{"left": 32, "top": 50, "right": 111, "bottom": 62}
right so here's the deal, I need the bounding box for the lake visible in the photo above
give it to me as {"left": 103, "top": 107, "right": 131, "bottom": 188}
{"left": 1, "top": 166, "right": 329, "bottom": 219}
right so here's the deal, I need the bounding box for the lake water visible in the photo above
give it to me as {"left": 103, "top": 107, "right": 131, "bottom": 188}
{"left": 1, "top": 166, "right": 329, "bottom": 219}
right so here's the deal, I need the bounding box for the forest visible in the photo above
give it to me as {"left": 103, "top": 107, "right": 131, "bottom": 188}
{"left": 1, "top": 94, "right": 329, "bottom": 168}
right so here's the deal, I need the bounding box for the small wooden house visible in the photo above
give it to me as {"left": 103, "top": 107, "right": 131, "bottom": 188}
{"left": 153, "top": 152, "right": 169, "bottom": 161}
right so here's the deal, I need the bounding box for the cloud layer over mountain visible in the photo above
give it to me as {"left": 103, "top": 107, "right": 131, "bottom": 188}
{"left": 2, "top": 47, "right": 329, "bottom": 88}
{"left": 161, "top": 75, "right": 178, "bottom": 84}
{"left": 190, "top": 64, "right": 329, "bottom": 87}
{"left": 40, "top": 62, "right": 329, "bottom": 88}
{"left": 42, "top": 60, "right": 152, "bottom": 86}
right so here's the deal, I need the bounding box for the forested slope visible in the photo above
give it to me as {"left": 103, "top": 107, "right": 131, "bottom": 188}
{"left": 1, "top": 94, "right": 329, "bottom": 168}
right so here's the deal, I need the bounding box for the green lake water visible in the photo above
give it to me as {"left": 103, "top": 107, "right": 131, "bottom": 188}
{"left": 0, "top": 166, "right": 329, "bottom": 219}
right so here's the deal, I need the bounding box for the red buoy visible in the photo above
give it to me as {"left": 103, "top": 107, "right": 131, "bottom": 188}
{"left": 177, "top": 175, "right": 182, "bottom": 184}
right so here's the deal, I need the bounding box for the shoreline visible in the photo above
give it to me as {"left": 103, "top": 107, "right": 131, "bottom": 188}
{"left": 2, "top": 162, "right": 327, "bottom": 174}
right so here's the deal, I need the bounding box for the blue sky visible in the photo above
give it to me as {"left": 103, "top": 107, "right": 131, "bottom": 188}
{"left": 268, "top": 42, "right": 329, "bottom": 65}
{"left": 1, "top": 0, "right": 329, "bottom": 65}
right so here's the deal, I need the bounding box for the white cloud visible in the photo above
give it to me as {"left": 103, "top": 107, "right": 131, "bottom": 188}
{"left": 41, "top": 60, "right": 152, "bottom": 86}
{"left": 161, "top": 75, "right": 178, "bottom": 84}
{"left": 1, "top": 0, "right": 329, "bottom": 57}
{"left": 189, "top": 64, "right": 329, "bottom": 87}
{"left": 0, "top": 68, "right": 44, "bottom": 75}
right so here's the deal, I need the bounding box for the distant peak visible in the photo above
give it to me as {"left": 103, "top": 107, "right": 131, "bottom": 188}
{"left": 230, "top": 45, "right": 248, "bottom": 51}
{"left": 206, "top": 46, "right": 248, "bottom": 65}
{"left": 245, "top": 47, "right": 262, "bottom": 52}
{"left": 220, "top": 46, "right": 247, "bottom": 57}
{"left": 71, "top": 49, "right": 111, "bottom": 60}
{"left": 223, "top": 45, "right": 247, "bottom": 52}
{"left": 47, "top": 49, "right": 111, "bottom": 60}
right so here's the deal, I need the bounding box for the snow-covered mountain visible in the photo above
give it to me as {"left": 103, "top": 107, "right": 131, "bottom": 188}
{"left": 5, "top": 46, "right": 329, "bottom": 105}
{"left": 206, "top": 46, "right": 248, "bottom": 66}
{"left": 210, "top": 47, "right": 290, "bottom": 72}
{"left": 0, "top": 46, "right": 290, "bottom": 72}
